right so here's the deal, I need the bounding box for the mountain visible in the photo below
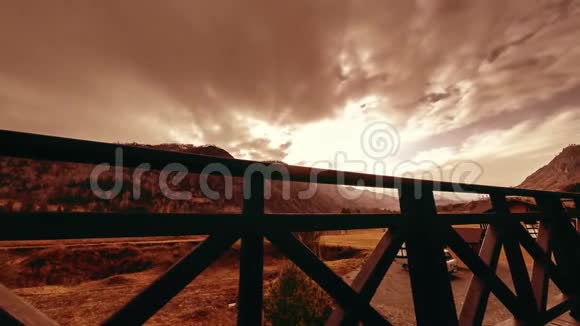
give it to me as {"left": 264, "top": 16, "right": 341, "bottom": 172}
{"left": 438, "top": 145, "right": 579, "bottom": 214}
{"left": 518, "top": 145, "right": 580, "bottom": 192}
{"left": 267, "top": 182, "right": 400, "bottom": 213}
{"left": 0, "top": 143, "right": 401, "bottom": 214}
{"left": 129, "top": 143, "right": 234, "bottom": 159}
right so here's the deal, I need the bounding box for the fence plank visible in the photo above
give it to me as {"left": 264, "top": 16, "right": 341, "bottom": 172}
{"left": 104, "top": 233, "right": 239, "bottom": 326}
{"left": 515, "top": 224, "right": 571, "bottom": 295}
{"left": 0, "top": 284, "right": 59, "bottom": 326}
{"left": 237, "top": 174, "right": 265, "bottom": 326}
{"left": 0, "top": 212, "right": 542, "bottom": 241}
{"left": 459, "top": 223, "right": 503, "bottom": 326}
{"left": 574, "top": 199, "right": 580, "bottom": 232}
{"left": 326, "top": 227, "right": 406, "bottom": 325}
{"left": 443, "top": 225, "right": 524, "bottom": 319}
{"left": 399, "top": 185, "right": 458, "bottom": 326}
{"left": 237, "top": 234, "right": 263, "bottom": 326}
{"left": 531, "top": 218, "right": 552, "bottom": 313}
{"left": 538, "top": 197, "right": 580, "bottom": 321}
{"left": 542, "top": 295, "right": 572, "bottom": 323}
{"left": 490, "top": 194, "right": 538, "bottom": 323}
{"left": 266, "top": 232, "right": 391, "bottom": 326}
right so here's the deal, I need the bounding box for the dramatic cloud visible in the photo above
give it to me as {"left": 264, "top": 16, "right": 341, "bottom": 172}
{"left": 410, "top": 108, "right": 580, "bottom": 186}
{"left": 0, "top": 0, "right": 579, "bottom": 177}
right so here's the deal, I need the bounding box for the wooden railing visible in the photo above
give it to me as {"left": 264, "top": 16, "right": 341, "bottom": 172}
{"left": 0, "top": 129, "right": 579, "bottom": 325}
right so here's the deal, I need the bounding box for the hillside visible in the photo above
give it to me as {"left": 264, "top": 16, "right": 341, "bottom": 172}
{"left": 438, "top": 145, "right": 579, "bottom": 213}
{"left": 518, "top": 145, "right": 580, "bottom": 192}
{"left": 0, "top": 143, "right": 401, "bottom": 214}
{"left": 130, "top": 143, "right": 234, "bottom": 159}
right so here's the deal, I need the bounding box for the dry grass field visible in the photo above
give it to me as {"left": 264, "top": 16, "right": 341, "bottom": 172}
{"left": 0, "top": 236, "right": 367, "bottom": 325}
{"left": 0, "top": 228, "right": 555, "bottom": 325}
{"left": 321, "top": 229, "right": 385, "bottom": 250}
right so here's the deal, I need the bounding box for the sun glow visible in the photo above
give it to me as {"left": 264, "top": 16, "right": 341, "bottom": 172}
{"left": 285, "top": 98, "right": 397, "bottom": 172}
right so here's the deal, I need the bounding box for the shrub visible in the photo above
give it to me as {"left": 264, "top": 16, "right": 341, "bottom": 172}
{"left": 263, "top": 263, "right": 333, "bottom": 326}
{"left": 294, "top": 231, "right": 322, "bottom": 256}
{"left": 264, "top": 232, "right": 332, "bottom": 325}
{"left": 19, "top": 245, "right": 152, "bottom": 286}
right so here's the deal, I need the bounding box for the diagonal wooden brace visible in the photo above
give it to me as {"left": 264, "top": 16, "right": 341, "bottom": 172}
{"left": 326, "top": 227, "right": 406, "bottom": 326}
{"left": 103, "top": 233, "right": 239, "bottom": 326}
{"left": 266, "top": 232, "right": 391, "bottom": 326}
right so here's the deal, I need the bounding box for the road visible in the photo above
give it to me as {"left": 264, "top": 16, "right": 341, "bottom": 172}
{"left": 344, "top": 260, "right": 563, "bottom": 325}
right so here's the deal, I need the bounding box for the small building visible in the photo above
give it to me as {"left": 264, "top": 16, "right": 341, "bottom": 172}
{"left": 452, "top": 198, "right": 540, "bottom": 255}
{"left": 478, "top": 197, "right": 539, "bottom": 214}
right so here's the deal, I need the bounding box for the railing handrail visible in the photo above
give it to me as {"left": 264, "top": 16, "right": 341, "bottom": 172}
{"left": 1, "top": 129, "right": 579, "bottom": 199}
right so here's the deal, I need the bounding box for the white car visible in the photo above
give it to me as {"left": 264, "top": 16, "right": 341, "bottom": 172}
{"left": 402, "top": 249, "right": 458, "bottom": 274}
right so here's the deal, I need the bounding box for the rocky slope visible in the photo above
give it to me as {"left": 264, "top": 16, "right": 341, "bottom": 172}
{"left": 437, "top": 145, "right": 579, "bottom": 213}
{"left": 518, "top": 144, "right": 580, "bottom": 192}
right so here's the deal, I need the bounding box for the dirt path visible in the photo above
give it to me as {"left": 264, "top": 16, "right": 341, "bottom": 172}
{"left": 343, "top": 260, "right": 563, "bottom": 325}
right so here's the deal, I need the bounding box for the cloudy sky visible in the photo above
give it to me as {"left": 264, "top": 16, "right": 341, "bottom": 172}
{"left": 1, "top": 0, "right": 579, "bottom": 187}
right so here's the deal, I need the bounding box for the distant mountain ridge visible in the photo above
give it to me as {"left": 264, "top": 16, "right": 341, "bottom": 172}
{"left": 0, "top": 142, "right": 403, "bottom": 213}
{"left": 518, "top": 144, "right": 580, "bottom": 192}
{"left": 137, "top": 144, "right": 403, "bottom": 212}
{"left": 127, "top": 143, "right": 234, "bottom": 159}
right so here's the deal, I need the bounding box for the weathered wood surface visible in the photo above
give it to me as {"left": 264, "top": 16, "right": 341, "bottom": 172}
{"left": 0, "top": 284, "right": 59, "bottom": 326}
{"left": 549, "top": 313, "right": 580, "bottom": 326}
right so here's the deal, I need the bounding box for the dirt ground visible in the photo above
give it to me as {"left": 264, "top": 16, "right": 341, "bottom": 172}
{"left": 0, "top": 229, "right": 568, "bottom": 325}
{"left": 357, "top": 260, "right": 563, "bottom": 325}
{"left": 0, "top": 238, "right": 365, "bottom": 325}
{"left": 324, "top": 230, "right": 564, "bottom": 325}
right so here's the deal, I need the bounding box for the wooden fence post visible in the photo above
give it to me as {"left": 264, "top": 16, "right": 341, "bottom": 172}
{"left": 237, "top": 173, "right": 265, "bottom": 325}
{"left": 399, "top": 183, "right": 458, "bottom": 326}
